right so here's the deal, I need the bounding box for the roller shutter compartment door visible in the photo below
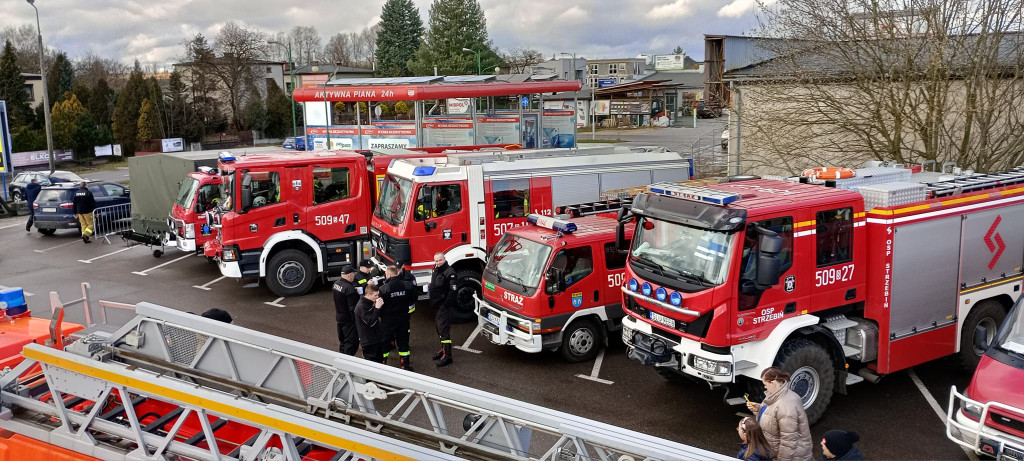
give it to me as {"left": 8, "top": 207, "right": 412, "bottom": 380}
{"left": 551, "top": 174, "right": 600, "bottom": 208}
{"left": 600, "top": 170, "right": 654, "bottom": 192}
{"left": 653, "top": 167, "right": 692, "bottom": 183}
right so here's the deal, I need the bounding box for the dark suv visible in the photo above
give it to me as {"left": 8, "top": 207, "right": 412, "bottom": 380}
{"left": 8, "top": 170, "right": 87, "bottom": 201}
{"left": 33, "top": 182, "right": 131, "bottom": 235}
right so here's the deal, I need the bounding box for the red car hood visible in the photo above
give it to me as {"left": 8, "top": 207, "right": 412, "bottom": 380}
{"left": 968, "top": 354, "right": 1024, "bottom": 413}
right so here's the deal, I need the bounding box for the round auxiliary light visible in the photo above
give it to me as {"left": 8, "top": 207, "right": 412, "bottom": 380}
{"left": 628, "top": 278, "right": 639, "bottom": 292}
{"left": 641, "top": 282, "right": 652, "bottom": 296}
{"left": 655, "top": 286, "right": 667, "bottom": 301}
{"left": 669, "top": 291, "right": 683, "bottom": 306}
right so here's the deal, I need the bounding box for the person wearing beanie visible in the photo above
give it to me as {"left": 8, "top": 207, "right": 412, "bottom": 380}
{"left": 201, "top": 308, "right": 233, "bottom": 324}
{"left": 822, "top": 430, "right": 863, "bottom": 460}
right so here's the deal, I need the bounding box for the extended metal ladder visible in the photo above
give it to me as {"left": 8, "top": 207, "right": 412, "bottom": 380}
{"left": 557, "top": 198, "right": 633, "bottom": 218}
{"left": 0, "top": 285, "right": 729, "bottom": 461}
{"left": 922, "top": 166, "right": 1024, "bottom": 198}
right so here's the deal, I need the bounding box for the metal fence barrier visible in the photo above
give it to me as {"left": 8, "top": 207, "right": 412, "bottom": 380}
{"left": 91, "top": 203, "right": 132, "bottom": 244}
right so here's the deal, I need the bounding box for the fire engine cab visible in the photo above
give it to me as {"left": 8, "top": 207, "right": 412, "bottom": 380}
{"left": 618, "top": 166, "right": 1024, "bottom": 423}
{"left": 168, "top": 167, "right": 221, "bottom": 254}
{"left": 370, "top": 145, "right": 693, "bottom": 321}
{"left": 476, "top": 209, "right": 635, "bottom": 362}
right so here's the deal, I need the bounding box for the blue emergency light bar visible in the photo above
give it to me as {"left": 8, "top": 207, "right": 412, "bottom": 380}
{"left": 219, "top": 152, "right": 236, "bottom": 162}
{"left": 413, "top": 166, "right": 436, "bottom": 176}
{"left": 526, "top": 214, "right": 577, "bottom": 233}
{"left": 647, "top": 183, "right": 741, "bottom": 206}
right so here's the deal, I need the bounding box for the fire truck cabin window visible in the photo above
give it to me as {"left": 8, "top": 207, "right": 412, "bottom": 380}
{"left": 198, "top": 183, "right": 221, "bottom": 210}
{"left": 548, "top": 246, "right": 594, "bottom": 293}
{"left": 740, "top": 216, "right": 794, "bottom": 282}
{"left": 248, "top": 171, "right": 281, "bottom": 208}
{"left": 815, "top": 207, "right": 853, "bottom": 267}
{"left": 493, "top": 179, "right": 530, "bottom": 219}
{"left": 313, "top": 167, "right": 350, "bottom": 205}
{"left": 415, "top": 184, "right": 462, "bottom": 221}
{"left": 604, "top": 242, "right": 626, "bottom": 270}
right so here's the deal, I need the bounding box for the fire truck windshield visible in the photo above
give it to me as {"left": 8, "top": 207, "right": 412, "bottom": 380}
{"left": 484, "top": 234, "right": 553, "bottom": 295}
{"left": 995, "top": 298, "right": 1024, "bottom": 357}
{"left": 220, "top": 171, "right": 234, "bottom": 211}
{"left": 175, "top": 177, "right": 199, "bottom": 208}
{"left": 375, "top": 174, "right": 413, "bottom": 225}
{"left": 630, "top": 218, "right": 735, "bottom": 287}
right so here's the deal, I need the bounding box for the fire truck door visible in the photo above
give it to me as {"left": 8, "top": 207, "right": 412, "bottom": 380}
{"left": 308, "top": 165, "right": 362, "bottom": 242}
{"left": 547, "top": 244, "right": 599, "bottom": 316}
{"left": 807, "top": 207, "right": 860, "bottom": 311}
{"left": 733, "top": 215, "right": 805, "bottom": 339}
{"left": 602, "top": 241, "right": 628, "bottom": 310}
{"left": 233, "top": 168, "right": 289, "bottom": 251}
{"left": 413, "top": 181, "right": 469, "bottom": 263}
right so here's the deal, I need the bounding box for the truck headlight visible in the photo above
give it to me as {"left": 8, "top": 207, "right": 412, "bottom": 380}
{"left": 516, "top": 318, "right": 541, "bottom": 333}
{"left": 184, "top": 223, "right": 195, "bottom": 239}
{"left": 222, "top": 247, "right": 238, "bottom": 262}
{"left": 960, "top": 399, "right": 983, "bottom": 420}
{"left": 691, "top": 355, "right": 732, "bottom": 376}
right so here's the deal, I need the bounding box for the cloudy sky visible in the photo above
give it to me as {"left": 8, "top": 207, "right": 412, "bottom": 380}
{"left": 2, "top": 0, "right": 765, "bottom": 66}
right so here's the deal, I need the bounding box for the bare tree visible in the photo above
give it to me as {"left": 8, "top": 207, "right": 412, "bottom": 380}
{"left": 267, "top": 31, "right": 290, "bottom": 62}
{"left": 501, "top": 47, "right": 544, "bottom": 74}
{"left": 188, "top": 22, "right": 270, "bottom": 131}
{"left": 735, "top": 0, "right": 1024, "bottom": 175}
{"left": 0, "top": 24, "right": 43, "bottom": 72}
{"left": 289, "top": 26, "right": 322, "bottom": 66}
{"left": 74, "top": 51, "right": 129, "bottom": 90}
{"left": 324, "top": 33, "right": 352, "bottom": 66}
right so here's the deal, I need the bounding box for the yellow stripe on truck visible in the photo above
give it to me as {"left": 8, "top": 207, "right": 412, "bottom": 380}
{"left": 22, "top": 347, "right": 414, "bottom": 461}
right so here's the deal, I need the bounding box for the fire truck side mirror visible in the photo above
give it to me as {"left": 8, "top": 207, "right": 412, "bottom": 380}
{"left": 545, "top": 268, "right": 563, "bottom": 293}
{"left": 974, "top": 324, "right": 992, "bottom": 352}
{"left": 425, "top": 221, "right": 437, "bottom": 231}
{"left": 195, "top": 191, "right": 207, "bottom": 214}
{"left": 755, "top": 233, "right": 784, "bottom": 287}
{"left": 240, "top": 174, "right": 253, "bottom": 212}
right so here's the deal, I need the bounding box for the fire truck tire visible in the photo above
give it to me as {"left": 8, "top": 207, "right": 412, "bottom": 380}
{"left": 560, "top": 318, "right": 603, "bottom": 363}
{"left": 37, "top": 228, "right": 56, "bottom": 236}
{"left": 959, "top": 300, "right": 1007, "bottom": 371}
{"left": 453, "top": 269, "right": 482, "bottom": 323}
{"left": 774, "top": 338, "right": 834, "bottom": 425}
{"left": 267, "top": 249, "right": 315, "bottom": 297}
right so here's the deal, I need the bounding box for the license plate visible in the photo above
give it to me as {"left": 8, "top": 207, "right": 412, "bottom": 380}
{"left": 43, "top": 207, "right": 56, "bottom": 213}
{"left": 649, "top": 311, "right": 675, "bottom": 329}
{"left": 486, "top": 312, "right": 499, "bottom": 325}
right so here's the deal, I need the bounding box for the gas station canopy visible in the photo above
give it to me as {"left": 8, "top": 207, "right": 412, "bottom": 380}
{"left": 292, "top": 80, "right": 583, "bottom": 102}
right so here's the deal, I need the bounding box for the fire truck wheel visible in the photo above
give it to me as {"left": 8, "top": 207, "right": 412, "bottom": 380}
{"left": 775, "top": 338, "right": 834, "bottom": 425}
{"left": 453, "top": 269, "right": 482, "bottom": 323}
{"left": 959, "top": 300, "right": 1007, "bottom": 371}
{"left": 560, "top": 318, "right": 602, "bottom": 363}
{"left": 267, "top": 249, "right": 315, "bottom": 297}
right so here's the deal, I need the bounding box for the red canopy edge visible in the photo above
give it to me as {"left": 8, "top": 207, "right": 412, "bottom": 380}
{"left": 292, "top": 81, "right": 583, "bottom": 102}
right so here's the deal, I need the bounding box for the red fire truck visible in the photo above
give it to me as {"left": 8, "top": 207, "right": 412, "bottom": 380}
{"left": 369, "top": 146, "right": 693, "bottom": 321}
{"left": 617, "top": 167, "right": 1024, "bottom": 423}
{"left": 475, "top": 206, "right": 635, "bottom": 362}
{"left": 168, "top": 167, "right": 222, "bottom": 254}
{"left": 206, "top": 148, "right": 499, "bottom": 297}
{"left": 947, "top": 294, "right": 1024, "bottom": 459}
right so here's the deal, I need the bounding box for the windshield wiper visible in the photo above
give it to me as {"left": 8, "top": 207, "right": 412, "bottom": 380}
{"left": 504, "top": 272, "right": 530, "bottom": 293}
{"left": 676, "top": 268, "right": 712, "bottom": 287}
{"left": 631, "top": 257, "right": 665, "bottom": 277}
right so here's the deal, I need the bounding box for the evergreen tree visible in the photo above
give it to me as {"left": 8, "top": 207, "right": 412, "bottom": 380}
{"left": 112, "top": 61, "right": 147, "bottom": 155}
{"left": 47, "top": 52, "right": 75, "bottom": 104}
{"left": 137, "top": 98, "right": 159, "bottom": 142}
{"left": 408, "top": 0, "right": 503, "bottom": 76}
{"left": 146, "top": 76, "right": 166, "bottom": 139}
{"left": 264, "top": 79, "right": 292, "bottom": 139}
{"left": 242, "top": 90, "right": 268, "bottom": 134}
{"left": 0, "top": 40, "right": 34, "bottom": 129}
{"left": 165, "top": 70, "right": 195, "bottom": 140}
{"left": 89, "top": 78, "right": 114, "bottom": 126}
{"left": 51, "top": 92, "right": 85, "bottom": 149}
{"left": 376, "top": 0, "right": 424, "bottom": 77}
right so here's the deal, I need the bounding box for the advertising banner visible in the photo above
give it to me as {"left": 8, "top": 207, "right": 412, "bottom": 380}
{"left": 446, "top": 98, "right": 472, "bottom": 114}
{"left": 94, "top": 145, "right": 114, "bottom": 157}
{"left": 592, "top": 100, "right": 611, "bottom": 116}
{"left": 541, "top": 110, "right": 576, "bottom": 148}
{"left": 0, "top": 101, "right": 10, "bottom": 173}
{"left": 655, "top": 54, "right": 688, "bottom": 70}
{"left": 597, "top": 78, "right": 617, "bottom": 88}
{"left": 364, "top": 123, "right": 417, "bottom": 149}
{"left": 610, "top": 100, "right": 651, "bottom": 115}
{"left": 307, "top": 126, "right": 360, "bottom": 150}
{"left": 476, "top": 116, "right": 520, "bottom": 144}
{"left": 161, "top": 138, "right": 185, "bottom": 153}
{"left": 423, "top": 117, "right": 473, "bottom": 147}
{"left": 11, "top": 149, "right": 73, "bottom": 168}
{"left": 300, "top": 74, "right": 329, "bottom": 88}
{"left": 542, "top": 101, "right": 588, "bottom": 128}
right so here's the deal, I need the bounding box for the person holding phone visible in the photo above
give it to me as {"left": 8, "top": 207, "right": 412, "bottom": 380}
{"left": 746, "top": 367, "right": 812, "bottom": 461}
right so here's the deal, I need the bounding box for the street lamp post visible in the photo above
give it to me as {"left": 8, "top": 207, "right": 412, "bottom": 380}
{"left": 314, "top": 66, "right": 340, "bottom": 150}
{"left": 26, "top": 0, "right": 54, "bottom": 173}
{"left": 268, "top": 40, "right": 298, "bottom": 139}
{"left": 461, "top": 48, "right": 481, "bottom": 75}
{"left": 560, "top": 52, "right": 579, "bottom": 147}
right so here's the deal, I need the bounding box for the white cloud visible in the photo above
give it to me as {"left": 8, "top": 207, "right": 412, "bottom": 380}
{"left": 646, "top": 0, "right": 692, "bottom": 20}
{"left": 557, "top": 5, "right": 591, "bottom": 22}
{"left": 718, "top": 0, "right": 775, "bottom": 18}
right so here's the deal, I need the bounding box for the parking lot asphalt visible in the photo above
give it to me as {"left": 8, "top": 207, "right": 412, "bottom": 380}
{"left": 0, "top": 215, "right": 975, "bottom": 460}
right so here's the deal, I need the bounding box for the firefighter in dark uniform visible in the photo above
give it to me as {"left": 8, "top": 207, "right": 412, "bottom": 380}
{"left": 378, "top": 265, "right": 416, "bottom": 370}
{"left": 355, "top": 260, "right": 374, "bottom": 294}
{"left": 429, "top": 252, "right": 457, "bottom": 367}
{"left": 332, "top": 265, "right": 360, "bottom": 356}
{"left": 355, "top": 285, "right": 385, "bottom": 363}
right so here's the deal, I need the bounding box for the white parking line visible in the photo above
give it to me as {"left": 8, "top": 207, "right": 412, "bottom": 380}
{"left": 34, "top": 240, "right": 81, "bottom": 253}
{"left": 575, "top": 349, "right": 614, "bottom": 385}
{"left": 0, "top": 220, "right": 28, "bottom": 230}
{"left": 264, "top": 297, "right": 286, "bottom": 307}
{"left": 193, "top": 276, "right": 226, "bottom": 291}
{"left": 454, "top": 324, "right": 483, "bottom": 354}
{"left": 908, "top": 369, "right": 980, "bottom": 461}
{"left": 78, "top": 246, "right": 134, "bottom": 263}
{"left": 0, "top": 286, "right": 34, "bottom": 297}
{"left": 132, "top": 254, "right": 191, "bottom": 276}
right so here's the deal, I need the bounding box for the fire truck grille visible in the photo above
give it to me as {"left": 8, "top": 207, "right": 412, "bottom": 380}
{"left": 989, "top": 411, "right": 1024, "bottom": 436}
{"left": 625, "top": 296, "right": 684, "bottom": 343}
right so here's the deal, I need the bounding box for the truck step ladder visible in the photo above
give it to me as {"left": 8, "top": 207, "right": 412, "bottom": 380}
{"left": 0, "top": 284, "right": 730, "bottom": 461}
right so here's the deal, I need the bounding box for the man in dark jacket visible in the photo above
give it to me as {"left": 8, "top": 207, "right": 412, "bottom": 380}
{"left": 355, "top": 285, "right": 385, "bottom": 362}
{"left": 354, "top": 260, "right": 374, "bottom": 294}
{"left": 24, "top": 179, "right": 41, "bottom": 232}
{"left": 378, "top": 264, "right": 416, "bottom": 370}
{"left": 72, "top": 182, "right": 96, "bottom": 243}
{"left": 333, "top": 265, "right": 361, "bottom": 355}
{"left": 822, "top": 430, "right": 864, "bottom": 460}
{"left": 429, "top": 252, "right": 457, "bottom": 367}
